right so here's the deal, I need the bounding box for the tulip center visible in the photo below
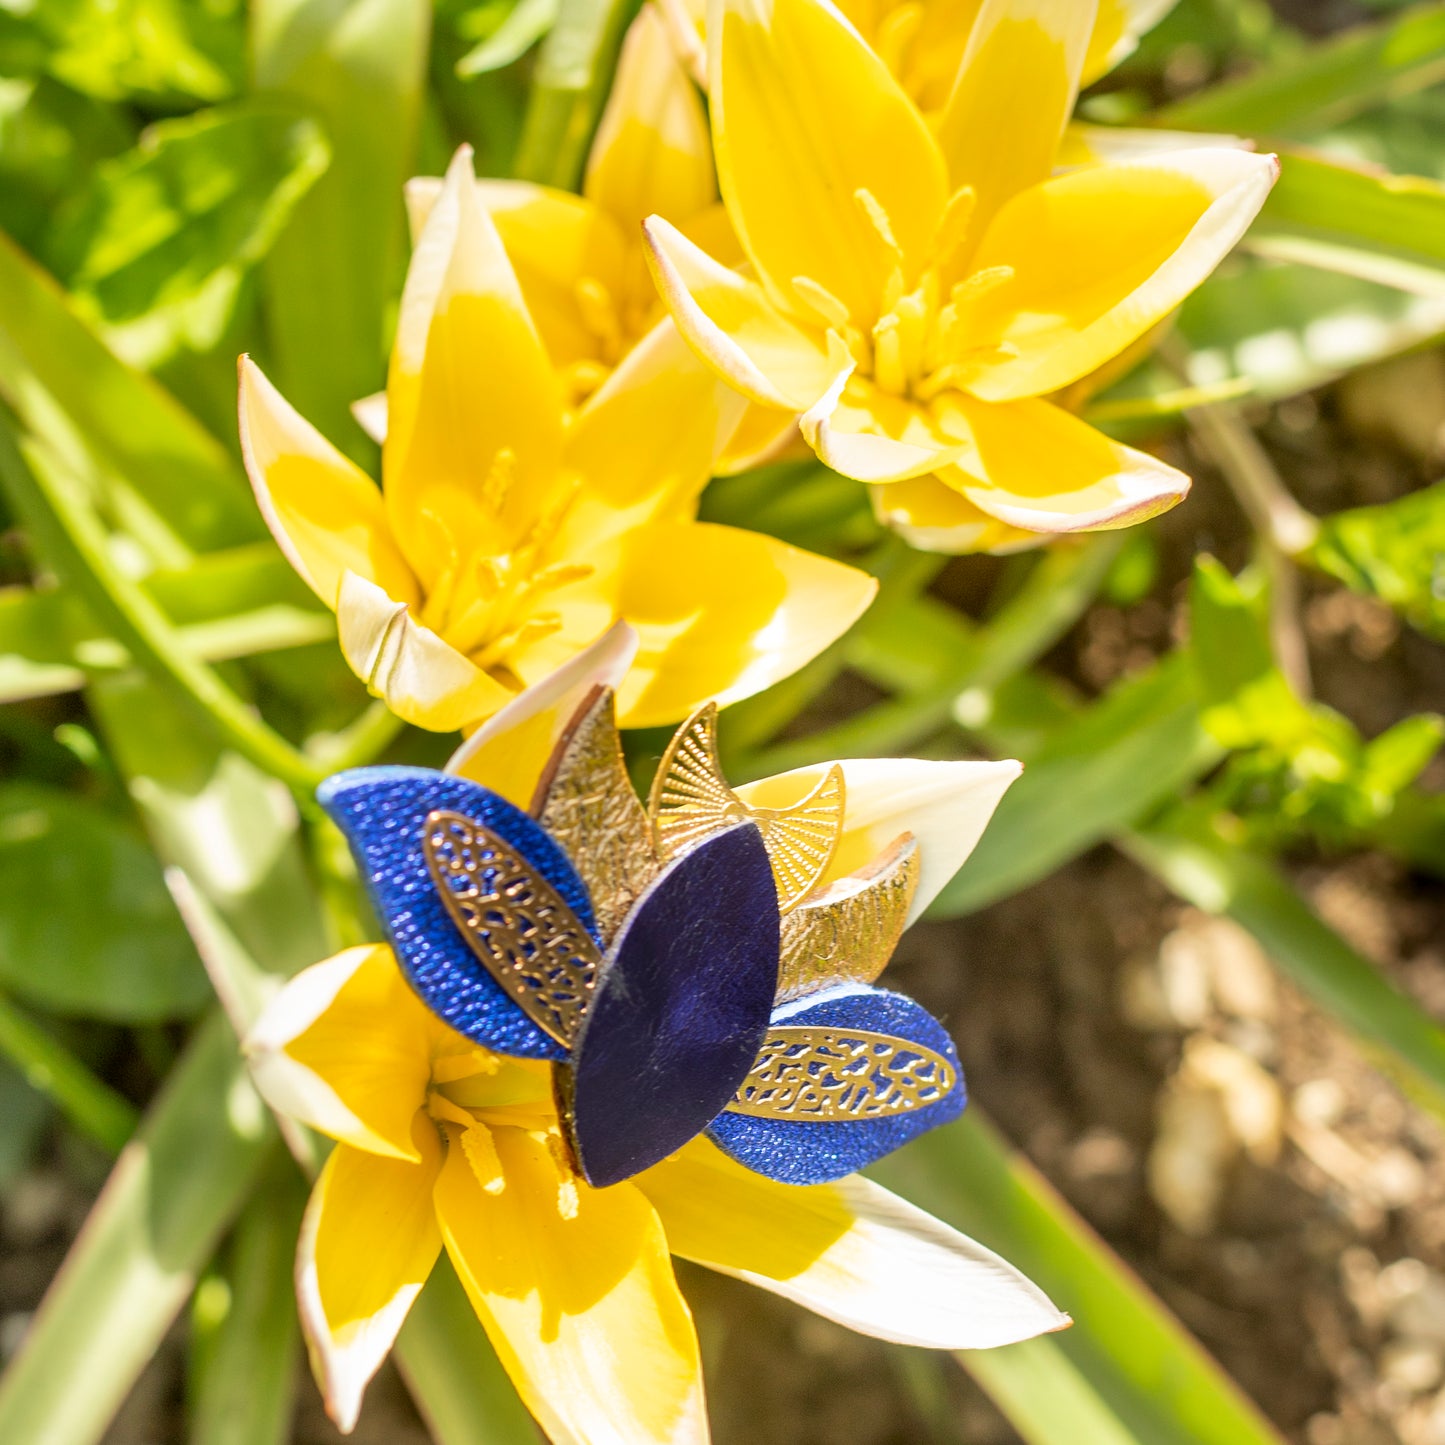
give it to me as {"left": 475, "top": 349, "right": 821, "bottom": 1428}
{"left": 790, "top": 184, "right": 1016, "bottom": 406}
{"left": 415, "top": 449, "right": 593, "bottom": 677}
{"left": 565, "top": 263, "right": 661, "bottom": 408}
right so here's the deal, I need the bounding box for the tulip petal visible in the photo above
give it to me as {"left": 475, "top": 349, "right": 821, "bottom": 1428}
{"left": 643, "top": 216, "right": 836, "bottom": 410}
{"left": 599, "top": 519, "right": 878, "bottom": 728}
{"left": 638, "top": 1137, "right": 1070, "bottom": 1348}
{"left": 238, "top": 358, "right": 417, "bottom": 611}
{"left": 936, "top": 395, "right": 1190, "bottom": 533}
{"left": 710, "top": 0, "right": 948, "bottom": 322}
{"left": 562, "top": 318, "right": 747, "bottom": 529}
{"left": 585, "top": 5, "right": 716, "bottom": 228}
{"left": 385, "top": 146, "right": 564, "bottom": 581}
{"left": 337, "top": 570, "right": 513, "bottom": 732}
{"left": 1056, "top": 123, "right": 1249, "bottom": 169}
{"left": 936, "top": 0, "right": 1096, "bottom": 222}
{"left": 656, "top": 0, "right": 708, "bottom": 86}
{"left": 1081, "top": 0, "right": 1177, "bottom": 85}
{"left": 962, "top": 148, "right": 1279, "bottom": 402}
{"left": 737, "top": 756, "right": 1019, "bottom": 923}
{"left": 350, "top": 390, "right": 389, "bottom": 445}
{"left": 435, "top": 1125, "right": 708, "bottom": 1445}
{"left": 870, "top": 473, "right": 1042, "bottom": 554}
{"left": 245, "top": 945, "right": 434, "bottom": 1160}
{"left": 445, "top": 621, "right": 639, "bottom": 806}
{"left": 801, "top": 365, "right": 966, "bottom": 483}
{"left": 297, "top": 1122, "right": 444, "bottom": 1432}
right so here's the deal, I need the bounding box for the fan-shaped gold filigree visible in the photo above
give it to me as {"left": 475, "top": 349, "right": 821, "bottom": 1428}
{"left": 423, "top": 810, "right": 601, "bottom": 1047}
{"left": 729, "top": 1026, "right": 957, "bottom": 1120}
{"left": 648, "top": 703, "right": 845, "bottom": 913}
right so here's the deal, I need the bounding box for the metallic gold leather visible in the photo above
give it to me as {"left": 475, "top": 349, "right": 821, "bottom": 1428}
{"left": 774, "top": 834, "right": 919, "bottom": 1002}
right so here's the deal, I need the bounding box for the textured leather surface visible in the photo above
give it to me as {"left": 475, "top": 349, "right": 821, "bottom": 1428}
{"left": 707, "top": 985, "right": 966, "bottom": 1184}
{"left": 566, "top": 821, "right": 781, "bottom": 1187}
{"left": 318, "top": 766, "right": 597, "bottom": 1060}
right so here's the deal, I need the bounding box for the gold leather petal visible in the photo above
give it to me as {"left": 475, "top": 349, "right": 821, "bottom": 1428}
{"left": 775, "top": 834, "right": 919, "bottom": 1003}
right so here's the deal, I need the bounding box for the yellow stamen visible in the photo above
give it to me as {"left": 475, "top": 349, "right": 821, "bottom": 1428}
{"left": 461, "top": 1123, "right": 506, "bottom": 1195}
{"left": 791, "top": 275, "right": 852, "bottom": 332}
{"left": 854, "top": 188, "right": 903, "bottom": 265}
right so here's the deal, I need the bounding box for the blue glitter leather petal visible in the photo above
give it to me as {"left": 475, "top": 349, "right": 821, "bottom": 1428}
{"left": 564, "top": 821, "right": 781, "bottom": 1188}
{"left": 706, "top": 985, "right": 966, "bottom": 1185}
{"left": 317, "top": 766, "right": 598, "bottom": 1060}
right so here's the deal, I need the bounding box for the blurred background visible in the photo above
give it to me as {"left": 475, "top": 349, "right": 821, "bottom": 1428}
{"left": 2, "top": 0, "right": 1445, "bottom": 1442}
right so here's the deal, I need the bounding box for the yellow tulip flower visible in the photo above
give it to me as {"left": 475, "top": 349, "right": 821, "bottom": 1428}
{"left": 396, "top": 4, "right": 796, "bottom": 472}
{"left": 246, "top": 628, "right": 1066, "bottom": 1442}
{"left": 240, "top": 144, "right": 875, "bottom": 733}
{"left": 644, "top": 0, "right": 1277, "bottom": 553}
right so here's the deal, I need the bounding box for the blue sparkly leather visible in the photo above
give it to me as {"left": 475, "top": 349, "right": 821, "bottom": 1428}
{"left": 318, "top": 767, "right": 597, "bottom": 1060}
{"left": 565, "top": 822, "right": 781, "bottom": 1188}
{"left": 706, "top": 985, "right": 966, "bottom": 1184}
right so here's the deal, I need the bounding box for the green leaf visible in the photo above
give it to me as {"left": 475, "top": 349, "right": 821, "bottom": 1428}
{"left": 1307, "top": 478, "right": 1445, "bottom": 640}
{"left": 395, "top": 1258, "right": 540, "bottom": 1444}
{"left": 874, "top": 1114, "right": 1287, "bottom": 1445}
{"left": 1124, "top": 813, "right": 1445, "bottom": 1121}
{"left": 0, "top": 77, "right": 134, "bottom": 253}
{"left": 0, "top": 1058, "right": 48, "bottom": 1187}
{"left": 45, "top": 104, "right": 330, "bottom": 370}
{"left": 0, "top": 1013, "right": 275, "bottom": 1445}
{"left": 0, "top": 0, "right": 244, "bottom": 104}
{"left": 0, "top": 224, "right": 261, "bottom": 553}
{"left": 931, "top": 656, "right": 1223, "bottom": 917}
{"left": 0, "top": 994, "right": 134, "bottom": 1150}
{"left": 189, "top": 1166, "right": 303, "bottom": 1445}
{"left": 1178, "top": 255, "right": 1445, "bottom": 401}
{"left": 456, "top": 0, "right": 559, "bottom": 75}
{"left": 0, "top": 782, "right": 206, "bottom": 1020}
{"left": 513, "top": 0, "right": 639, "bottom": 190}
{"left": 253, "top": 0, "right": 431, "bottom": 456}
{"left": 1155, "top": 3, "right": 1445, "bottom": 135}
{"left": 1245, "top": 150, "right": 1445, "bottom": 297}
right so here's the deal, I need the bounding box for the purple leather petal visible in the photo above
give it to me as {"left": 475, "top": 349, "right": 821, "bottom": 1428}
{"left": 563, "top": 821, "right": 781, "bottom": 1187}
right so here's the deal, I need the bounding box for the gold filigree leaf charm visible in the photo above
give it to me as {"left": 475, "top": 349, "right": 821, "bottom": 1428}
{"left": 775, "top": 834, "right": 919, "bottom": 1002}
{"left": 423, "top": 810, "right": 602, "bottom": 1047}
{"left": 729, "top": 1026, "right": 958, "bottom": 1121}
{"left": 648, "top": 702, "right": 845, "bottom": 913}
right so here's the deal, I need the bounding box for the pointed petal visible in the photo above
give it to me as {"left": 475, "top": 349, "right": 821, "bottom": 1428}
{"left": 801, "top": 365, "right": 966, "bottom": 483}
{"left": 656, "top": 0, "right": 708, "bottom": 86}
{"left": 238, "top": 358, "right": 417, "bottom": 610}
{"left": 638, "top": 1137, "right": 1069, "bottom": 1348}
{"left": 870, "top": 472, "right": 1042, "bottom": 554}
{"left": 737, "top": 756, "right": 1020, "bottom": 923}
{"left": 936, "top": 394, "right": 1190, "bottom": 533}
{"left": 607, "top": 520, "right": 878, "bottom": 728}
{"left": 1056, "top": 123, "right": 1249, "bottom": 169}
{"left": 385, "top": 146, "right": 564, "bottom": 581}
{"left": 962, "top": 148, "right": 1278, "bottom": 402}
{"left": 446, "top": 622, "right": 639, "bottom": 805}
{"left": 643, "top": 216, "right": 836, "bottom": 410}
{"left": 585, "top": 5, "right": 715, "bottom": 227}
{"left": 710, "top": 0, "right": 947, "bottom": 322}
{"left": 562, "top": 318, "right": 747, "bottom": 527}
{"left": 936, "top": 0, "right": 1097, "bottom": 220}
{"left": 350, "top": 390, "right": 389, "bottom": 445}
{"left": 245, "top": 946, "right": 434, "bottom": 1160}
{"left": 297, "top": 1125, "right": 443, "bottom": 1432}
{"left": 337, "top": 570, "right": 514, "bottom": 732}
{"left": 435, "top": 1125, "right": 708, "bottom": 1445}
{"left": 1081, "top": 0, "right": 1177, "bottom": 85}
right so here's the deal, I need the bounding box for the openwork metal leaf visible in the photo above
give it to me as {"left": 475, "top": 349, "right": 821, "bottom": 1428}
{"left": 649, "top": 702, "right": 845, "bottom": 913}
{"left": 729, "top": 1025, "right": 958, "bottom": 1121}
{"left": 423, "top": 809, "right": 601, "bottom": 1047}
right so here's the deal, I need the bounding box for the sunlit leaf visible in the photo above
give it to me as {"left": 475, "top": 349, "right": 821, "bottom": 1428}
{"left": 46, "top": 104, "right": 329, "bottom": 369}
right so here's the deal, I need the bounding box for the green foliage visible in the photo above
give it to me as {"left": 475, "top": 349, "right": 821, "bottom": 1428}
{"left": 0, "top": 782, "right": 206, "bottom": 1019}
{"left": 45, "top": 104, "right": 329, "bottom": 368}
{"left": 1308, "top": 477, "right": 1445, "bottom": 640}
